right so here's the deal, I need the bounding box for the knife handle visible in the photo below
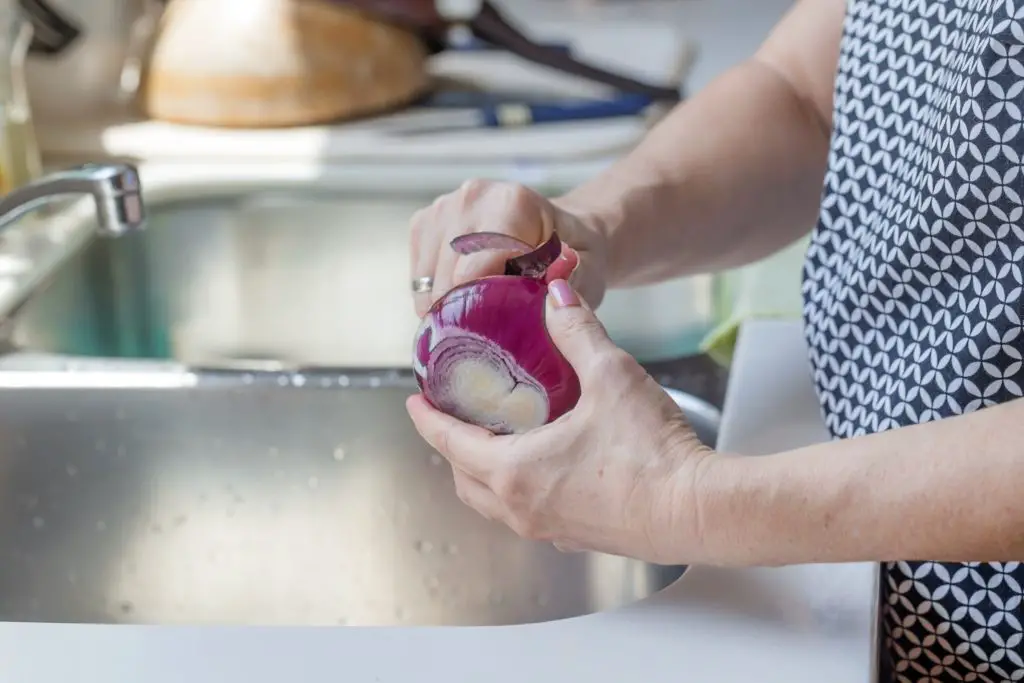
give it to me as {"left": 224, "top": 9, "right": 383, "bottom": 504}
{"left": 480, "top": 93, "right": 652, "bottom": 127}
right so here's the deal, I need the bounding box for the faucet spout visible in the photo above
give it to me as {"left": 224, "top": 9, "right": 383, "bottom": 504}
{"left": 0, "top": 163, "right": 145, "bottom": 237}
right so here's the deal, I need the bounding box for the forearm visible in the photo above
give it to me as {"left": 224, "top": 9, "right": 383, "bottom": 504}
{"left": 695, "top": 400, "right": 1024, "bottom": 567}
{"left": 559, "top": 60, "right": 830, "bottom": 287}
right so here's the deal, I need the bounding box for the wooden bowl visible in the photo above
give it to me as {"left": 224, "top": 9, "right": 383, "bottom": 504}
{"left": 143, "top": 0, "right": 431, "bottom": 128}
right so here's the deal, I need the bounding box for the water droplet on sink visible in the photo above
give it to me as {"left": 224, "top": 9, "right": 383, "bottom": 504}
{"left": 307, "top": 476, "right": 319, "bottom": 490}
{"left": 31, "top": 516, "right": 44, "bottom": 529}
{"left": 291, "top": 374, "right": 307, "bottom": 387}
{"left": 242, "top": 373, "right": 254, "bottom": 385}
{"left": 369, "top": 376, "right": 382, "bottom": 388}
{"left": 65, "top": 464, "right": 78, "bottom": 477}
{"left": 277, "top": 375, "right": 289, "bottom": 387}
{"left": 338, "top": 375, "right": 351, "bottom": 387}
{"left": 415, "top": 540, "right": 434, "bottom": 553}
{"left": 332, "top": 446, "right": 346, "bottom": 461}
{"left": 429, "top": 453, "right": 443, "bottom": 466}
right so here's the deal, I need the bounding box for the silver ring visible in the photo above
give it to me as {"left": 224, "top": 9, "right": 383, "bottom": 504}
{"left": 411, "top": 276, "right": 434, "bottom": 294}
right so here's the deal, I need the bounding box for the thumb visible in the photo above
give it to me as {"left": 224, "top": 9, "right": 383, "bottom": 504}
{"left": 544, "top": 279, "right": 615, "bottom": 372}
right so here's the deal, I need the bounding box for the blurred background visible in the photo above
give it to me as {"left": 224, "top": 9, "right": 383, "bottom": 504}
{"left": 0, "top": 0, "right": 803, "bottom": 373}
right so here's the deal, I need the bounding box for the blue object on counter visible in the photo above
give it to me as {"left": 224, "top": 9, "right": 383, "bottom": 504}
{"left": 480, "top": 93, "right": 652, "bottom": 127}
{"left": 446, "top": 35, "right": 572, "bottom": 54}
{"left": 383, "top": 92, "right": 654, "bottom": 136}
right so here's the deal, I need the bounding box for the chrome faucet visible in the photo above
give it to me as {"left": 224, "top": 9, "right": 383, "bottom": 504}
{"left": 0, "top": 163, "right": 145, "bottom": 237}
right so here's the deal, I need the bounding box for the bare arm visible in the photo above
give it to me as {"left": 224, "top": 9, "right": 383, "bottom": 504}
{"left": 558, "top": 0, "right": 846, "bottom": 287}
{"left": 693, "top": 400, "right": 1024, "bottom": 566}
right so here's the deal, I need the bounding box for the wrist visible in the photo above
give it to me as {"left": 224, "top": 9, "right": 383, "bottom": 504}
{"left": 655, "top": 450, "right": 743, "bottom": 566}
{"left": 663, "top": 450, "right": 798, "bottom": 567}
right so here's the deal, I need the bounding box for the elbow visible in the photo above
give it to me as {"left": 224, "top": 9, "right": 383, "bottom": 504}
{"left": 748, "top": 55, "right": 833, "bottom": 151}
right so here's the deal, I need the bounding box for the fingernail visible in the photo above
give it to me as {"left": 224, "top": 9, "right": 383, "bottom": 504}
{"left": 548, "top": 279, "right": 580, "bottom": 308}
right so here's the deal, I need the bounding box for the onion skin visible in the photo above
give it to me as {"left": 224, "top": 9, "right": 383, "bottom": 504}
{"left": 450, "top": 232, "right": 533, "bottom": 256}
{"left": 413, "top": 274, "right": 581, "bottom": 435}
{"left": 450, "top": 231, "right": 563, "bottom": 278}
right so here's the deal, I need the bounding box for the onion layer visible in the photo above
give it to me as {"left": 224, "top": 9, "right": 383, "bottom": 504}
{"left": 413, "top": 232, "right": 581, "bottom": 435}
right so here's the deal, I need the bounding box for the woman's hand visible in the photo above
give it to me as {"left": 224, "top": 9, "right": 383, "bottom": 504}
{"left": 409, "top": 180, "right": 610, "bottom": 317}
{"left": 405, "top": 278, "right": 716, "bottom": 565}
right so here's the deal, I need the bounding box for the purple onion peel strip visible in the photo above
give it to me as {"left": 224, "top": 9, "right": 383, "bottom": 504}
{"left": 505, "top": 233, "right": 561, "bottom": 278}
{"left": 449, "top": 232, "right": 533, "bottom": 256}
{"left": 448, "top": 231, "right": 563, "bottom": 279}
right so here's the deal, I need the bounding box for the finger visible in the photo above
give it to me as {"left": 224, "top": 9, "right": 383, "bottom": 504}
{"left": 451, "top": 466, "right": 505, "bottom": 522}
{"left": 543, "top": 244, "right": 579, "bottom": 285}
{"left": 569, "top": 250, "right": 606, "bottom": 309}
{"left": 451, "top": 181, "right": 552, "bottom": 283}
{"left": 544, "top": 279, "right": 617, "bottom": 380}
{"left": 405, "top": 394, "right": 499, "bottom": 479}
{"left": 451, "top": 249, "right": 513, "bottom": 288}
{"left": 410, "top": 204, "right": 443, "bottom": 317}
{"left": 430, "top": 234, "right": 461, "bottom": 308}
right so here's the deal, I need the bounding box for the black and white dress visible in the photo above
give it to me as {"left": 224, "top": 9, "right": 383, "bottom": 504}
{"left": 803, "top": 0, "right": 1024, "bottom": 680}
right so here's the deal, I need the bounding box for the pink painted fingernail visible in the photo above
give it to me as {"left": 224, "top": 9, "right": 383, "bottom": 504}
{"left": 548, "top": 279, "right": 580, "bottom": 308}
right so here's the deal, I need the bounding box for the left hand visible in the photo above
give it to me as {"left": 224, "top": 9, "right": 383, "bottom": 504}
{"left": 405, "top": 278, "right": 716, "bottom": 565}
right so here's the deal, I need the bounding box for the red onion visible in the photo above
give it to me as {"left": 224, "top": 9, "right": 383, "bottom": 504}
{"left": 413, "top": 232, "right": 581, "bottom": 435}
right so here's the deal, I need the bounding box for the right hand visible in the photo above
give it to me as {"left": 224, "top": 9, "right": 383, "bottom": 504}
{"left": 409, "top": 179, "right": 609, "bottom": 318}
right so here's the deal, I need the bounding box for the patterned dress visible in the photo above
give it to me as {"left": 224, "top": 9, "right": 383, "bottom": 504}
{"left": 802, "top": 1, "right": 1024, "bottom": 680}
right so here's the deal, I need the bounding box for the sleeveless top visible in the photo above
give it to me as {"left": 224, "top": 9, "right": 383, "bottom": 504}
{"left": 803, "top": 1, "right": 1024, "bottom": 680}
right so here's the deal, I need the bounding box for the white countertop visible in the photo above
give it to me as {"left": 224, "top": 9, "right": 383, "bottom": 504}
{"left": 0, "top": 320, "right": 878, "bottom": 682}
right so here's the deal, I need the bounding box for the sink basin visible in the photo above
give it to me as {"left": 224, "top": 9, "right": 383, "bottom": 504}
{"left": 7, "top": 190, "right": 426, "bottom": 368}
{"left": 0, "top": 167, "right": 722, "bottom": 627}
{"left": 0, "top": 372, "right": 717, "bottom": 627}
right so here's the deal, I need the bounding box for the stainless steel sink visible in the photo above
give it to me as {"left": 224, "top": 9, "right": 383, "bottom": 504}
{"left": 0, "top": 172, "right": 722, "bottom": 627}
{"left": 6, "top": 190, "right": 427, "bottom": 369}
{"left": 0, "top": 372, "right": 717, "bottom": 627}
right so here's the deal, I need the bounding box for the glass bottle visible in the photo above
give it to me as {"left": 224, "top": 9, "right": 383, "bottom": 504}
{"left": 0, "top": 0, "right": 42, "bottom": 194}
